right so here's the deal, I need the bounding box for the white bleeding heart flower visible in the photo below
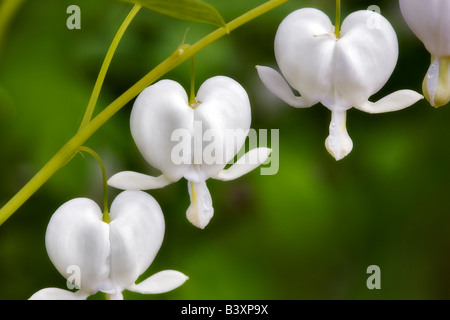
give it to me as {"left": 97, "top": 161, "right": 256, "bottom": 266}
{"left": 29, "top": 190, "right": 188, "bottom": 300}
{"left": 108, "top": 76, "right": 271, "bottom": 229}
{"left": 257, "top": 8, "right": 423, "bottom": 160}
{"left": 399, "top": 0, "right": 450, "bottom": 108}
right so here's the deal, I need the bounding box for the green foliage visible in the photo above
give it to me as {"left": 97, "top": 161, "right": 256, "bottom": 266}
{"left": 125, "top": 0, "right": 226, "bottom": 27}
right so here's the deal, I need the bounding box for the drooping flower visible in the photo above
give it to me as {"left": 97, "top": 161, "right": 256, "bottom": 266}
{"left": 257, "top": 8, "right": 423, "bottom": 160}
{"left": 399, "top": 0, "right": 450, "bottom": 108}
{"left": 29, "top": 190, "right": 188, "bottom": 300}
{"left": 108, "top": 76, "right": 271, "bottom": 229}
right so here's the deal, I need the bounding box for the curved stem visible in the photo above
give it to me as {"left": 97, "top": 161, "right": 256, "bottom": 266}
{"left": 78, "top": 4, "right": 142, "bottom": 131}
{"left": 0, "top": 0, "right": 288, "bottom": 226}
{"left": 78, "top": 147, "right": 110, "bottom": 223}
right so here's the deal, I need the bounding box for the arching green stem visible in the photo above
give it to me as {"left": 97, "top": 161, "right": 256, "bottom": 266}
{"left": 335, "top": 0, "right": 341, "bottom": 38}
{"left": 78, "top": 147, "right": 110, "bottom": 223}
{"left": 78, "top": 4, "right": 142, "bottom": 131}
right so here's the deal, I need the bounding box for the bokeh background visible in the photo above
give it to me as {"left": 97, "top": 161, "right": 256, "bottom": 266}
{"left": 1, "top": 0, "right": 449, "bottom": 300}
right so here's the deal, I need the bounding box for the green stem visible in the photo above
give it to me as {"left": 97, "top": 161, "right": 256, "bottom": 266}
{"left": 334, "top": 0, "right": 341, "bottom": 38}
{"left": 78, "top": 147, "right": 110, "bottom": 223}
{"left": 0, "top": 0, "right": 288, "bottom": 226}
{"left": 78, "top": 3, "right": 142, "bottom": 131}
{"left": 189, "top": 55, "right": 196, "bottom": 106}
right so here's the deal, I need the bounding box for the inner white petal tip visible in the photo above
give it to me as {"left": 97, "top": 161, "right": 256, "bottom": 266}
{"left": 325, "top": 135, "right": 353, "bottom": 161}
{"left": 325, "top": 111, "right": 353, "bottom": 161}
{"left": 187, "top": 205, "right": 213, "bottom": 229}
{"left": 187, "top": 181, "right": 214, "bottom": 229}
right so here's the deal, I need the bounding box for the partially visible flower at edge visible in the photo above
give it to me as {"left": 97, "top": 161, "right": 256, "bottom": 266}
{"left": 29, "top": 190, "right": 188, "bottom": 300}
{"left": 257, "top": 8, "right": 423, "bottom": 160}
{"left": 400, "top": 0, "right": 450, "bottom": 108}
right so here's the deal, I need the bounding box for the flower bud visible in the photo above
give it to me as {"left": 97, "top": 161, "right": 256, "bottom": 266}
{"left": 400, "top": 0, "right": 450, "bottom": 107}
{"left": 422, "top": 56, "right": 450, "bottom": 108}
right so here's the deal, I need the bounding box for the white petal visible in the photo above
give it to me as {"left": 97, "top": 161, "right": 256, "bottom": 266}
{"left": 45, "top": 198, "right": 110, "bottom": 295}
{"left": 213, "top": 147, "right": 272, "bottom": 181}
{"left": 107, "top": 290, "right": 124, "bottom": 300}
{"left": 274, "top": 8, "right": 335, "bottom": 103}
{"left": 325, "top": 110, "right": 353, "bottom": 161}
{"left": 334, "top": 10, "right": 399, "bottom": 107}
{"left": 107, "top": 171, "right": 175, "bottom": 190}
{"left": 355, "top": 90, "right": 423, "bottom": 114}
{"left": 193, "top": 76, "right": 252, "bottom": 178}
{"left": 29, "top": 288, "right": 89, "bottom": 300}
{"left": 109, "top": 191, "right": 165, "bottom": 291}
{"left": 186, "top": 180, "right": 214, "bottom": 229}
{"left": 400, "top": 0, "right": 450, "bottom": 57}
{"left": 255, "top": 65, "right": 313, "bottom": 108}
{"left": 131, "top": 80, "right": 194, "bottom": 182}
{"left": 128, "top": 270, "right": 188, "bottom": 294}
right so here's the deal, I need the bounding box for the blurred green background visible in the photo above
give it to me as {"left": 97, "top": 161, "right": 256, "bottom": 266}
{"left": 1, "top": 0, "right": 450, "bottom": 300}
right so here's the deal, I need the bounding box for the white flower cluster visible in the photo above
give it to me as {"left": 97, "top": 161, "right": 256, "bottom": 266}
{"left": 30, "top": 1, "right": 449, "bottom": 299}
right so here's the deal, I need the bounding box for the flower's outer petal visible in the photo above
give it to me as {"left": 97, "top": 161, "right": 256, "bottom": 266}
{"left": 107, "top": 171, "right": 175, "bottom": 190}
{"left": 192, "top": 76, "right": 251, "bottom": 180}
{"left": 186, "top": 180, "right": 213, "bottom": 229}
{"left": 213, "top": 147, "right": 272, "bottom": 181}
{"left": 274, "top": 8, "right": 335, "bottom": 103}
{"left": 129, "top": 270, "right": 189, "bottom": 294}
{"left": 399, "top": 0, "right": 450, "bottom": 57}
{"left": 109, "top": 191, "right": 165, "bottom": 292}
{"left": 45, "top": 198, "right": 110, "bottom": 295}
{"left": 131, "top": 80, "right": 194, "bottom": 182}
{"left": 29, "top": 288, "right": 89, "bottom": 300}
{"left": 334, "top": 10, "right": 398, "bottom": 108}
{"left": 355, "top": 90, "right": 423, "bottom": 114}
{"left": 325, "top": 110, "right": 353, "bottom": 161}
{"left": 255, "top": 66, "right": 314, "bottom": 108}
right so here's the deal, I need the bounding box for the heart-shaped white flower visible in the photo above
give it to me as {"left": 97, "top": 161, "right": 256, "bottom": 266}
{"left": 257, "top": 8, "right": 422, "bottom": 160}
{"left": 400, "top": 0, "right": 450, "bottom": 107}
{"left": 108, "top": 76, "right": 271, "bottom": 229}
{"left": 29, "top": 191, "right": 188, "bottom": 300}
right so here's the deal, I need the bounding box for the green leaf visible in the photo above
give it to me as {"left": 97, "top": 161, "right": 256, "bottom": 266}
{"left": 127, "top": 0, "right": 226, "bottom": 27}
